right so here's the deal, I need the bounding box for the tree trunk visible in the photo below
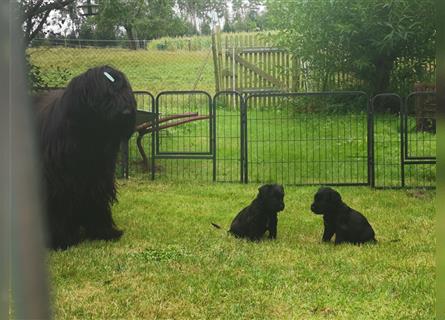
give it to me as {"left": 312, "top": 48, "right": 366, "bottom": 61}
{"left": 372, "top": 55, "right": 399, "bottom": 113}
{"left": 22, "top": 0, "right": 76, "bottom": 46}
{"left": 373, "top": 56, "right": 394, "bottom": 94}
{"left": 125, "top": 25, "right": 137, "bottom": 50}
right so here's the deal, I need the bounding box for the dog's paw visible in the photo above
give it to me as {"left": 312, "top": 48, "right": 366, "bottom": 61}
{"left": 87, "top": 227, "right": 123, "bottom": 241}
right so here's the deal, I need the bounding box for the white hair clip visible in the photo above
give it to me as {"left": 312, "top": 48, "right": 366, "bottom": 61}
{"left": 103, "top": 71, "right": 115, "bottom": 83}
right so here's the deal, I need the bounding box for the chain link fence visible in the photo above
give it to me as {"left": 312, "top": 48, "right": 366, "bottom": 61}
{"left": 29, "top": 38, "right": 436, "bottom": 188}
{"left": 28, "top": 38, "right": 215, "bottom": 94}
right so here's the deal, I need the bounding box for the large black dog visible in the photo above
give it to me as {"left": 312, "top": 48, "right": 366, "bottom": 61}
{"left": 311, "top": 187, "right": 376, "bottom": 244}
{"left": 34, "top": 65, "right": 136, "bottom": 250}
{"left": 213, "top": 184, "right": 285, "bottom": 241}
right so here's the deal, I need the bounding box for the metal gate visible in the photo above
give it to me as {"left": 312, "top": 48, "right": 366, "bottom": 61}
{"left": 213, "top": 91, "right": 246, "bottom": 183}
{"left": 122, "top": 90, "right": 436, "bottom": 188}
{"left": 402, "top": 91, "right": 436, "bottom": 188}
{"left": 152, "top": 91, "right": 214, "bottom": 181}
{"left": 244, "top": 92, "right": 370, "bottom": 185}
{"left": 370, "top": 92, "right": 436, "bottom": 188}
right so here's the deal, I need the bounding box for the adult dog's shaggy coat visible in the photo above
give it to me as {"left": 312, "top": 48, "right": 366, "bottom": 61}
{"left": 34, "top": 65, "right": 136, "bottom": 250}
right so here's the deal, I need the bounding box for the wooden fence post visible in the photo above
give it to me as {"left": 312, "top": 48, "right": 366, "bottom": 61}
{"left": 211, "top": 26, "right": 221, "bottom": 93}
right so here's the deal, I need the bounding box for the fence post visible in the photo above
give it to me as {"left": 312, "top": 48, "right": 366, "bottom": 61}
{"left": 151, "top": 95, "right": 159, "bottom": 180}
{"left": 368, "top": 96, "right": 375, "bottom": 187}
{"left": 401, "top": 97, "right": 405, "bottom": 188}
{"left": 232, "top": 47, "right": 236, "bottom": 91}
{"left": 212, "top": 95, "right": 217, "bottom": 182}
{"left": 242, "top": 96, "right": 248, "bottom": 183}
{"left": 211, "top": 27, "right": 220, "bottom": 93}
{"left": 119, "top": 140, "right": 129, "bottom": 179}
{"left": 291, "top": 56, "right": 300, "bottom": 92}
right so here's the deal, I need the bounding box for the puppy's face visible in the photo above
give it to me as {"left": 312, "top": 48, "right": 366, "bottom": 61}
{"left": 311, "top": 187, "right": 342, "bottom": 215}
{"left": 258, "top": 184, "right": 285, "bottom": 212}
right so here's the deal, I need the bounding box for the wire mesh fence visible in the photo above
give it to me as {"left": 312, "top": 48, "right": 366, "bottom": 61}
{"left": 405, "top": 92, "right": 436, "bottom": 159}
{"left": 371, "top": 94, "right": 404, "bottom": 188}
{"left": 244, "top": 92, "right": 369, "bottom": 185}
{"left": 152, "top": 91, "right": 214, "bottom": 181}
{"left": 402, "top": 91, "right": 436, "bottom": 188}
{"left": 214, "top": 92, "right": 245, "bottom": 183}
{"left": 29, "top": 39, "right": 435, "bottom": 188}
{"left": 29, "top": 37, "right": 434, "bottom": 96}
{"left": 370, "top": 91, "right": 436, "bottom": 189}
{"left": 119, "top": 90, "right": 436, "bottom": 188}
{"left": 28, "top": 39, "right": 215, "bottom": 94}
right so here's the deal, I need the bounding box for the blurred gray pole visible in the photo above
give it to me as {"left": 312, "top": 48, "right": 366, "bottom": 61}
{"left": 6, "top": 1, "right": 52, "bottom": 319}
{"left": 1, "top": 1, "right": 11, "bottom": 318}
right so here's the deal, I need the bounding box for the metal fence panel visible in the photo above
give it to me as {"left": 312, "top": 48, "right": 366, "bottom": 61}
{"left": 120, "top": 90, "right": 436, "bottom": 189}
{"left": 118, "top": 91, "right": 155, "bottom": 179}
{"left": 402, "top": 92, "right": 436, "bottom": 188}
{"left": 152, "top": 91, "right": 214, "bottom": 181}
{"left": 244, "top": 92, "right": 369, "bottom": 185}
{"left": 371, "top": 94, "right": 403, "bottom": 188}
{"left": 404, "top": 92, "right": 436, "bottom": 159}
{"left": 371, "top": 93, "right": 436, "bottom": 188}
{"left": 213, "top": 91, "right": 245, "bottom": 183}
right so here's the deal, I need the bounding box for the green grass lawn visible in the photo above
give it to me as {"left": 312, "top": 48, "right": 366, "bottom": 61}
{"left": 48, "top": 180, "right": 435, "bottom": 319}
{"left": 28, "top": 47, "right": 215, "bottom": 93}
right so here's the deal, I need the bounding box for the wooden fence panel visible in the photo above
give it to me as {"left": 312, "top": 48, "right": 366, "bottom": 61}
{"left": 211, "top": 29, "right": 381, "bottom": 95}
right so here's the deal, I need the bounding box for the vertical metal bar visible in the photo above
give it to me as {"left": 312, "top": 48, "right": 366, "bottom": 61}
{"left": 118, "top": 142, "right": 125, "bottom": 179}
{"left": 240, "top": 95, "right": 245, "bottom": 183}
{"left": 155, "top": 95, "right": 160, "bottom": 156}
{"left": 121, "top": 139, "right": 129, "bottom": 179}
{"left": 212, "top": 95, "right": 216, "bottom": 182}
{"left": 208, "top": 94, "right": 212, "bottom": 167}
{"left": 404, "top": 95, "right": 409, "bottom": 160}
{"left": 151, "top": 94, "right": 156, "bottom": 180}
{"left": 401, "top": 96, "right": 406, "bottom": 187}
{"left": 152, "top": 94, "right": 160, "bottom": 180}
{"left": 367, "top": 96, "right": 374, "bottom": 187}
{"left": 240, "top": 96, "right": 249, "bottom": 183}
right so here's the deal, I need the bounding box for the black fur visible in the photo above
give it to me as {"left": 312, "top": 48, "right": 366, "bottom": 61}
{"left": 34, "top": 65, "right": 136, "bottom": 250}
{"left": 311, "top": 187, "right": 376, "bottom": 244}
{"left": 213, "top": 184, "right": 285, "bottom": 241}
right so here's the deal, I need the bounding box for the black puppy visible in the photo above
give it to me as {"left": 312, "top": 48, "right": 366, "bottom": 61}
{"left": 213, "top": 184, "right": 285, "bottom": 241}
{"left": 311, "top": 187, "right": 376, "bottom": 244}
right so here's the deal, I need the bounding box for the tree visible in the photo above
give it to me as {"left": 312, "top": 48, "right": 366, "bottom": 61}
{"left": 266, "top": 0, "right": 436, "bottom": 94}
{"left": 175, "top": 0, "right": 226, "bottom": 34}
{"left": 20, "top": 0, "right": 77, "bottom": 45}
{"left": 92, "top": 0, "right": 192, "bottom": 46}
{"left": 132, "top": 0, "right": 182, "bottom": 39}
{"left": 92, "top": 0, "right": 143, "bottom": 48}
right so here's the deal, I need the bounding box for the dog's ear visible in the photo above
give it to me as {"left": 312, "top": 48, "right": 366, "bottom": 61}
{"left": 101, "top": 65, "right": 127, "bottom": 90}
{"left": 329, "top": 189, "right": 342, "bottom": 204}
{"left": 258, "top": 184, "right": 271, "bottom": 199}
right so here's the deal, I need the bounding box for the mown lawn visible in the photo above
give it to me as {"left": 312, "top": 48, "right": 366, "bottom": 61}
{"left": 28, "top": 47, "right": 215, "bottom": 93}
{"left": 48, "top": 180, "right": 435, "bottom": 319}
